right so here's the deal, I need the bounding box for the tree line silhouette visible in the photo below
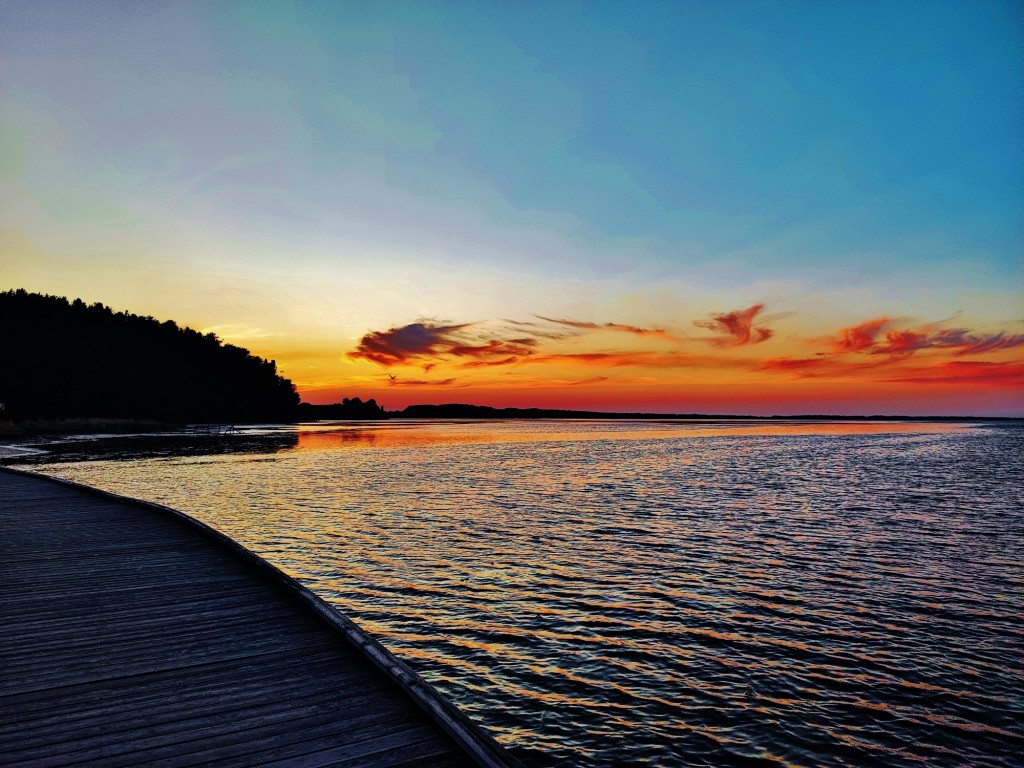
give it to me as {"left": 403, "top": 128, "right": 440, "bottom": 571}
{"left": 1, "top": 289, "right": 299, "bottom": 423}
{"left": 296, "top": 397, "right": 386, "bottom": 420}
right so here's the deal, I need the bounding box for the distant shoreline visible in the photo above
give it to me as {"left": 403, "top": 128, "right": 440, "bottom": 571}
{"left": 3, "top": 407, "right": 1021, "bottom": 436}
{"left": 370, "top": 403, "right": 1023, "bottom": 422}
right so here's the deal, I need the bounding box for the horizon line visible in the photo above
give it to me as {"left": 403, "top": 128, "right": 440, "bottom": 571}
{"left": 299, "top": 402, "right": 1023, "bottom": 422}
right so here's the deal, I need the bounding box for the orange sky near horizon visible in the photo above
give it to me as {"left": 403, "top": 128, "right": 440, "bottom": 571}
{"left": 275, "top": 306, "right": 1023, "bottom": 416}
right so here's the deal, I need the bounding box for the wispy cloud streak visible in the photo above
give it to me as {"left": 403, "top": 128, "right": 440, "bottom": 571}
{"left": 695, "top": 304, "right": 774, "bottom": 346}
{"left": 763, "top": 314, "right": 1024, "bottom": 387}
{"left": 535, "top": 316, "right": 673, "bottom": 340}
{"left": 883, "top": 361, "right": 1024, "bottom": 385}
{"left": 833, "top": 317, "right": 1024, "bottom": 358}
{"left": 835, "top": 318, "right": 890, "bottom": 352}
{"left": 349, "top": 308, "right": 1023, "bottom": 394}
{"left": 388, "top": 376, "right": 461, "bottom": 387}
{"left": 351, "top": 314, "right": 682, "bottom": 370}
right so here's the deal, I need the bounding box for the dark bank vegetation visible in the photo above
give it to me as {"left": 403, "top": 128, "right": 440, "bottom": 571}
{"left": 297, "top": 398, "right": 387, "bottom": 420}
{"left": 395, "top": 403, "right": 755, "bottom": 419}
{"left": 1, "top": 289, "right": 299, "bottom": 424}
{"left": 391, "top": 403, "right": 1018, "bottom": 421}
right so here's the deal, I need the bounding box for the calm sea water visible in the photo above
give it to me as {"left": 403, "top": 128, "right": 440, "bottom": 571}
{"left": 16, "top": 420, "right": 1024, "bottom": 767}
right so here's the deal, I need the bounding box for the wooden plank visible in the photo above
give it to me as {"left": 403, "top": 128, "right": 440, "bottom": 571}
{"left": 0, "top": 650, "right": 359, "bottom": 732}
{"left": 247, "top": 723, "right": 459, "bottom": 768}
{"left": 0, "top": 581, "right": 264, "bottom": 626}
{"left": 1, "top": 589, "right": 303, "bottom": 634}
{"left": 115, "top": 717, "right": 444, "bottom": 768}
{"left": 0, "top": 592, "right": 298, "bottom": 640}
{"left": 1, "top": 629, "right": 339, "bottom": 695}
{"left": 0, "top": 602, "right": 315, "bottom": 655}
{"left": 0, "top": 646, "right": 346, "bottom": 724}
{"left": 0, "top": 468, "right": 520, "bottom": 768}
{"left": 1, "top": 668, "right": 382, "bottom": 745}
{"left": 2, "top": 684, "right": 407, "bottom": 762}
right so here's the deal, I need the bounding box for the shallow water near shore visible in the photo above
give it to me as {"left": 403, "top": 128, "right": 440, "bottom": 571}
{"left": 17, "top": 420, "right": 1024, "bottom": 767}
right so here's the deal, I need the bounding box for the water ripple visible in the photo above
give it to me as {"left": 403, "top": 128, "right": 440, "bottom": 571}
{"left": 33, "top": 420, "right": 1024, "bottom": 767}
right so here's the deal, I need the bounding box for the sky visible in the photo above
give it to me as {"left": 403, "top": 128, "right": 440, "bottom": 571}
{"left": 1, "top": 0, "right": 1022, "bottom": 416}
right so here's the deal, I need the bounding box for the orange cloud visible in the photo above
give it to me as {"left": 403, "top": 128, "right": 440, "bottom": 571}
{"left": 567, "top": 376, "right": 610, "bottom": 386}
{"left": 351, "top": 315, "right": 686, "bottom": 371}
{"left": 880, "top": 328, "right": 1024, "bottom": 357}
{"left": 447, "top": 338, "right": 537, "bottom": 358}
{"left": 836, "top": 317, "right": 890, "bottom": 352}
{"left": 834, "top": 318, "right": 1024, "bottom": 358}
{"left": 459, "top": 356, "right": 522, "bottom": 369}
{"left": 956, "top": 332, "right": 1024, "bottom": 356}
{"left": 762, "top": 350, "right": 1024, "bottom": 387}
{"left": 502, "top": 319, "right": 575, "bottom": 340}
{"left": 536, "top": 316, "right": 673, "bottom": 340}
{"left": 388, "top": 376, "right": 461, "bottom": 387}
{"left": 759, "top": 356, "right": 826, "bottom": 374}
{"left": 758, "top": 356, "right": 887, "bottom": 379}
{"left": 533, "top": 351, "right": 741, "bottom": 369}
{"left": 696, "top": 304, "right": 774, "bottom": 346}
{"left": 882, "top": 360, "right": 1024, "bottom": 386}
{"left": 532, "top": 352, "right": 642, "bottom": 368}
{"left": 348, "top": 309, "right": 1023, "bottom": 402}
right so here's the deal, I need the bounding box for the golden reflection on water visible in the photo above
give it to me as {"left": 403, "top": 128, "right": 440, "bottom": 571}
{"left": 293, "top": 419, "right": 964, "bottom": 453}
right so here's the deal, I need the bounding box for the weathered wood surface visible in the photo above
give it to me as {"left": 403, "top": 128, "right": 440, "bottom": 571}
{"left": 0, "top": 469, "right": 519, "bottom": 768}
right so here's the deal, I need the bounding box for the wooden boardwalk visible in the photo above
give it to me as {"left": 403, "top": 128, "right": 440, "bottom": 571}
{"left": 0, "top": 468, "right": 520, "bottom": 768}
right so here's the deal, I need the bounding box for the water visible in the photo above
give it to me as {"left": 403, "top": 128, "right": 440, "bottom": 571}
{"left": 12, "top": 420, "right": 1023, "bottom": 766}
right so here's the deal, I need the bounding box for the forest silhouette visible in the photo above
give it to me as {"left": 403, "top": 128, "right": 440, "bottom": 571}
{"left": 1, "top": 290, "right": 299, "bottom": 423}
{"left": 297, "top": 398, "right": 386, "bottom": 420}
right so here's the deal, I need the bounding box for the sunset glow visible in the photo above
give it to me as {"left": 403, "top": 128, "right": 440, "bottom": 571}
{"left": 2, "top": 1, "right": 1021, "bottom": 415}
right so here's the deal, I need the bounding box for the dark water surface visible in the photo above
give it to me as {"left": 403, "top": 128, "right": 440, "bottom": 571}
{"left": 15, "top": 421, "right": 1023, "bottom": 767}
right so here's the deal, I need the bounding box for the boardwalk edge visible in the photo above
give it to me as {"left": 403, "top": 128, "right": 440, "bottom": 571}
{"left": 0, "top": 465, "right": 524, "bottom": 768}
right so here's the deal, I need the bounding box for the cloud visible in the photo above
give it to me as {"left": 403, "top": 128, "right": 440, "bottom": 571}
{"left": 762, "top": 353, "right": 1024, "bottom": 386}
{"left": 695, "top": 304, "right": 774, "bottom": 346}
{"left": 533, "top": 352, "right": 639, "bottom": 367}
{"left": 882, "top": 361, "right": 1024, "bottom": 386}
{"left": 533, "top": 351, "right": 740, "bottom": 369}
{"left": 459, "top": 356, "right": 523, "bottom": 369}
{"left": 835, "top": 317, "right": 890, "bottom": 352}
{"left": 877, "top": 329, "right": 932, "bottom": 355}
{"left": 833, "top": 318, "right": 1024, "bottom": 358}
{"left": 348, "top": 321, "right": 535, "bottom": 367}
{"left": 350, "top": 315, "right": 679, "bottom": 370}
{"left": 759, "top": 357, "right": 827, "bottom": 374}
{"left": 387, "top": 377, "right": 460, "bottom": 387}
{"left": 535, "top": 316, "right": 673, "bottom": 340}
{"left": 502, "top": 319, "right": 576, "bottom": 340}
{"left": 887, "top": 328, "right": 1024, "bottom": 357}
{"left": 957, "top": 332, "right": 1024, "bottom": 356}
{"left": 566, "top": 376, "right": 610, "bottom": 386}
{"left": 758, "top": 356, "right": 887, "bottom": 379}
{"left": 351, "top": 309, "right": 1024, "bottom": 394}
{"left": 348, "top": 322, "right": 471, "bottom": 366}
{"left": 446, "top": 338, "right": 537, "bottom": 358}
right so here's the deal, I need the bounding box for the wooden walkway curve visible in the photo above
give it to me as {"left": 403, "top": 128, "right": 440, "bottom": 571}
{"left": 0, "top": 468, "right": 521, "bottom": 768}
